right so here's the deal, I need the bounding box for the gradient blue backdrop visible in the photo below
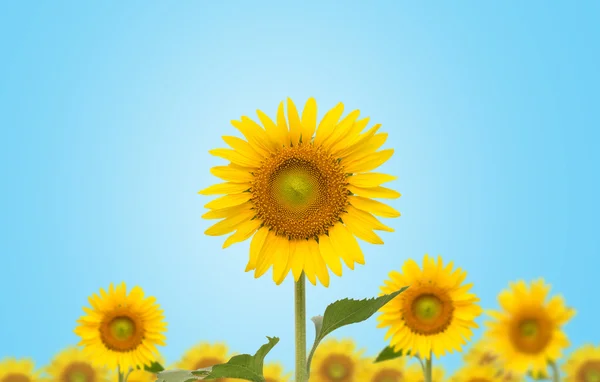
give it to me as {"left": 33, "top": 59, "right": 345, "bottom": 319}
{"left": 1, "top": 1, "right": 599, "bottom": 378}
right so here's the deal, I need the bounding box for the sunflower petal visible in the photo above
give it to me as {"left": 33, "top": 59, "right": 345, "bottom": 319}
{"left": 318, "top": 234, "right": 343, "bottom": 277}
{"left": 328, "top": 223, "right": 365, "bottom": 268}
{"left": 287, "top": 98, "right": 303, "bottom": 146}
{"left": 314, "top": 102, "right": 344, "bottom": 146}
{"left": 209, "top": 148, "right": 259, "bottom": 168}
{"left": 204, "top": 193, "right": 251, "bottom": 210}
{"left": 223, "top": 218, "right": 262, "bottom": 249}
{"left": 342, "top": 211, "right": 384, "bottom": 244}
{"left": 346, "top": 205, "right": 396, "bottom": 231}
{"left": 245, "top": 227, "right": 269, "bottom": 272}
{"left": 344, "top": 148, "right": 394, "bottom": 173}
{"left": 210, "top": 165, "right": 254, "bottom": 183}
{"left": 199, "top": 182, "right": 251, "bottom": 196}
{"left": 347, "top": 184, "right": 401, "bottom": 199}
{"left": 301, "top": 98, "right": 317, "bottom": 143}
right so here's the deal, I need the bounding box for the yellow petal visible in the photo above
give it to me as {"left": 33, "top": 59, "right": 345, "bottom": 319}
{"left": 301, "top": 98, "right": 317, "bottom": 143}
{"left": 257, "top": 109, "right": 286, "bottom": 147}
{"left": 349, "top": 196, "right": 400, "bottom": 218}
{"left": 255, "top": 231, "right": 279, "bottom": 278}
{"left": 198, "top": 182, "right": 251, "bottom": 195}
{"left": 328, "top": 223, "right": 365, "bottom": 268}
{"left": 289, "top": 240, "right": 304, "bottom": 281}
{"left": 222, "top": 135, "right": 264, "bottom": 162}
{"left": 307, "top": 239, "right": 330, "bottom": 287}
{"left": 231, "top": 117, "right": 273, "bottom": 155}
{"left": 204, "top": 193, "right": 251, "bottom": 209}
{"left": 287, "top": 98, "right": 302, "bottom": 146}
{"left": 210, "top": 165, "right": 254, "bottom": 183}
{"left": 314, "top": 102, "right": 344, "bottom": 146}
{"left": 245, "top": 227, "right": 269, "bottom": 271}
{"left": 343, "top": 133, "right": 389, "bottom": 164}
{"left": 300, "top": 240, "right": 317, "bottom": 286}
{"left": 322, "top": 109, "right": 360, "bottom": 149}
{"left": 330, "top": 117, "right": 370, "bottom": 155}
{"left": 346, "top": 205, "right": 394, "bottom": 232}
{"left": 348, "top": 173, "right": 397, "bottom": 188}
{"left": 344, "top": 148, "right": 394, "bottom": 173}
{"left": 223, "top": 218, "right": 262, "bottom": 249}
{"left": 272, "top": 237, "right": 291, "bottom": 285}
{"left": 342, "top": 212, "right": 384, "bottom": 244}
{"left": 318, "top": 234, "right": 343, "bottom": 277}
{"left": 202, "top": 202, "right": 252, "bottom": 219}
{"left": 347, "top": 184, "right": 401, "bottom": 199}
{"left": 205, "top": 210, "right": 254, "bottom": 236}
{"left": 276, "top": 101, "right": 290, "bottom": 146}
{"left": 335, "top": 123, "right": 381, "bottom": 159}
{"left": 209, "top": 148, "right": 259, "bottom": 168}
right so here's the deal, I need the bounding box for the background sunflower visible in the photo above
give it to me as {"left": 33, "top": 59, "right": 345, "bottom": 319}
{"left": 309, "top": 338, "right": 367, "bottom": 382}
{"left": 173, "top": 342, "right": 234, "bottom": 382}
{"left": 358, "top": 357, "right": 405, "bottom": 382}
{"left": 45, "top": 347, "right": 111, "bottom": 382}
{"left": 563, "top": 345, "right": 600, "bottom": 382}
{"left": 0, "top": 358, "right": 42, "bottom": 382}
{"left": 403, "top": 363, "right": 445, "bottom": 382}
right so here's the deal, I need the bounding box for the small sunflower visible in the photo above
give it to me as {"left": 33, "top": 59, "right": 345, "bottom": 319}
{"left": 450, "top": 364, "right": 504, "bottom": 382}
{"left": 309, "top": 338, "right": 367, "bottom": 382}
{"left": 74, "top": 282, "right": 167, "bottom": 370}
{"left": 463, "top": 341, "right": 523, "bottom": 382}
{"left": 200, "top": 98, "right": 400, "bottom": 286}
{"left": 174, "top": 342, "right": 233, "bottom": 381}
{"left": 263, "top": 362, "right": 292, "bottom": 382}
{"left": 0, "top": 358, "right": 41, "bottom": 382}
{"left": 358, "top": 357, "right": 405, "bottom": 382}
{"left": 45, "top": 347, "right": 112, "bottom": 382}
{"left": 377, "top": 255, "right": 482, "bottom": 359}
{"left": 403, "top": 363, "right": 445, "bottom": 382}
{"left": 563, "top": 345, "right": 600, "bottom": 382}
{"left": 485, "top": 279, "right": 575, "bottom": 374}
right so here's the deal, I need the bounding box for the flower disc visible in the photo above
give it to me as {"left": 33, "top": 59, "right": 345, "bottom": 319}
{"left": 201, "top": 98, "right": 400, "bottom": 286}
{"left": 0, "top": 359, "right": 41, "bottom": 382}
{"left": 309, "top": 338, "right": 366, "bottom": 382}
{"left": 46, "top": 347, "right": 112, "bottom": 382}
{"left": 563, "top": 345, "right": 600, "bottom": 382}
{"left": 485, "top": 279, "right": 575, "bottom": 374}
{"left": 74, "top": 283, "right": 167, "bottom": 370}
{"left": 174, "top": 342, "right": 233, "bottom": 382}
{"left": 377, "top": 255, "right": 482, "bottom": 359}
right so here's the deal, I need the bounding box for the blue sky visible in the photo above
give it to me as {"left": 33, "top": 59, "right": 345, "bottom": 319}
{"left": 1, "top": 1, "right": 598, "bottom": 378}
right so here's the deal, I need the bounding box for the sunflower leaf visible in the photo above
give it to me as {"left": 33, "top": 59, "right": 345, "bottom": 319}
{"left": 144, "top": 361, "right": 165, "bottom": 373}
{"left": 374, "top": 346, "right": 410, "bottom": 363}
{"left": 156, "top": 370, "right": 204, "bottom": 382}
{"left": 191, "top": 336, "right": 279, "bottom": 382}
{"left": 306, "top": 287, "right": 407, "bottom": 374}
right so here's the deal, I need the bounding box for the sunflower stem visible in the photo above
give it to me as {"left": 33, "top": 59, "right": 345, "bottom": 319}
{"left": 424, "top": 352, "right": 432, "bottom": 382}
{"left": 549, "top": 360, "right": 560, "bottom": 382}
{"left": 295, "top": 273, "right": 308, "bottom": 382}
{"left": 118, "top": 365, "right": 123, "bottom": 382}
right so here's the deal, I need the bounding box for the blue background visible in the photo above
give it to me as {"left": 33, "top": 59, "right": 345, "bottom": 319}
{"left": 1, "top": 1, "right": 598, "bottom": 378}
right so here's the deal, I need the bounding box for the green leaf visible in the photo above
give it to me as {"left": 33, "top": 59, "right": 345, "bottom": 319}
{"left": 374, "top": 346, "right": 410, "bottom": 363}
{"left": 156, "top": 370, "right": 204, "bottom": 382}
{"left": 144, "top": 361, "right": 165, "bottom": 373}
{"left": 306, "top": 287, "right": 407, "bottom": 373}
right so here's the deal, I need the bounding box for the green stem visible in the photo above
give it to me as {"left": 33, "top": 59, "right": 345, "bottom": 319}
{"left": 295, "top": 273, "right": 308, "bottom": 382}
{"left": 550, "top": 360, "right": 560, "bottom": 382}
{"left": 118, "top": 365, "right": 123, "bottom": 382}
{"left": 424, "top": 352, "right": 432, "bottom": 382}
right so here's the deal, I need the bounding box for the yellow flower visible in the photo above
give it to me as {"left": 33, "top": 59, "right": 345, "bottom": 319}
{"left": 463, "top": 341, "right": 523, "bottom": 382}
{"left": 358, "top": 357, "right": 405, "bottom": 382}
{"left": 377, "top": 255, "right": 482, "bottom": 359}
{"left": 563, "top": 344, "right": 600, "bottom": 382}
{"left": 74, "top": 282, "right": 167, "bottom": 370}
{"left": 263, "top": 362, "right": 292, "bottom": 382}
{"left": 45, "top": 347, "right": 111, "bottom": 382}
{"left": 309, "top": 338, "right": 368, "bottom": 382}
{"left": 485, "top": 279, "right": 575, "bottom": 374}
{"left": 127, "top": 354, "right": 165, "bottom": 382}
{"left": 450, "top": 364, "right": 504, "bottom": 382}
{"left": 403, "top": 363, "right": 445, "bottom": 382}
{"left": 200, "top": 98, "right": 400, "bottom": 286}
{"left": 0, "top": 358, "right": 42, "bottom": 382}
{"left": 174, "top": 342, "right": 234, "bottom": 381}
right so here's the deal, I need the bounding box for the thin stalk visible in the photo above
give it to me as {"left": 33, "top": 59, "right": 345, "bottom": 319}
{"left": 550, "top": 360, "right": 560, "bottom": 382}
{"left": 123, "top": 367, "right": 133, "bottom": 382}
{"left": 118, "top": 365, "right": 123, "bottom": 382}
{"left": 295, "top": 273, "right": 307, "bottom": 382}
{"left": 424, "top": 352, "right": 432, "bottom": 382}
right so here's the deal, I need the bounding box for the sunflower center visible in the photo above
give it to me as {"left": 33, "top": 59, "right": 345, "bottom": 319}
{"left": 319, "top": 354, "right": 354, "bottom": 381}
{"left": 578, "top": 360, "right": 600, "bottom": 382}
{"left": 99, "top": 310, "right": 145, "bottom": 352}
{"left": 510, "top": 315, "right": 552, "bottom": 354}
{"left": 61, "top": 362, "right": 96, "bottom": 382}
{"left": 1, "top": 374, "right": 30, "bottom": 382}
{"left": 193, "top": 357, "right": 223, "bottom": 370}
{"left": 402, "top": 285, "right": 454, "bottom": 335}
{"left": 251, "top": 145, "right": 348, "bottom": 240}
{"left": 373, "top": 369, "right": 403, "bottom": 382}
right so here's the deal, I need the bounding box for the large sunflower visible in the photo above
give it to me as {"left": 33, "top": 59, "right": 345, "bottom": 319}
{"left": 358, "top": 357, "right": 405, "bottom": 382}
{"left": 200, "top": 98, "right": 400, "bottom": 286}
{"left": 74, "top": 282, "right": 167, "bottom": 370}
{"left": 377, "top": 255, "right": 482, "bottom": 359}
{"left": 485, "top": 279, "right": 575, "bottom": 374}
{"left": 0, "top": 358, "right": 41, "bottom": 382}
{"left": 450, "top": 364, "right": 504, "bottom": 382}
{"left": 563, "top": 345, "right": 600, "bottom": 382}
{"left": 309, "top": 338, "right": 367, "bottom": 382}
{"left": 403, "top": 363, "right": 445, "bottom": 382}
{"left": 45, "top": 347, "right": 112, "bottom": 382}
{"left": 174, "top": 342, "right": 234, "bottom": 381}
{"left": 263, "top": 362, "right": 292, "bottom": 382}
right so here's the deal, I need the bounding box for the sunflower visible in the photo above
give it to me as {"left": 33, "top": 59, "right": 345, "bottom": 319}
{"left": 403, "top": 363, "right": 445, "bottom": 382}
{"left": 463, "top": 341, "right": 523, "bottom": 382}
{"left": 263, "top": 362, "right": 292, "bottom": 382}
{"left": 174, "top": 342, "right": 234, "bottom": 381}
{"left": 358, "top": 357, "right": 405, "bottom": 382}
{"left": 450, "top": 364, "right": 504, "bottom": 382}
{"left": 200, "top": 98, "right": 400, "bottom": 286}
{"left": 309, "top": 338, "right": 368, "bottom": 382}
{"left": 74, "top": 282, "right": 167, "bottom": 370}
{"left": 485, "top": 279, "right": 575, "bottom": 375}
{"left": 0, "top": 358, "right": 41, "bottom": 382}
{"left": 45, "top": 347, "right": 112, "bottom": 382}
{"left": 563, "top": 345, "right": 600, "bottom": 382}
{"left": 377, "top": 255, "right": 482, "bottom": 359}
